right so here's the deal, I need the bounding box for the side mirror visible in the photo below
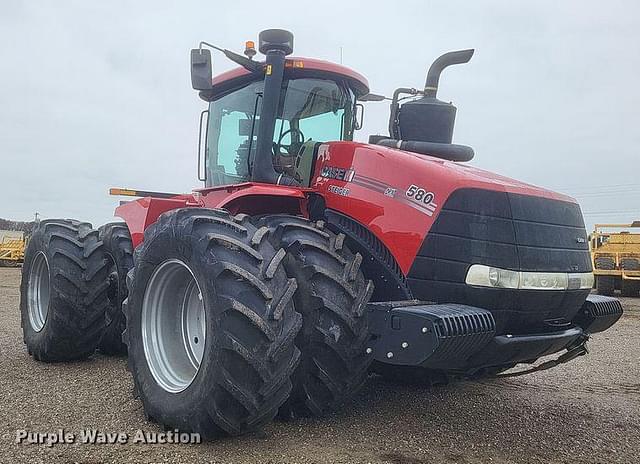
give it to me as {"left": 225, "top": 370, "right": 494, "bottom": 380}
{"left": 354, "top": 103, "right": 365, "bottom": 130}
{"left": 190, "top": 49, "right": 213, "bottom": 91}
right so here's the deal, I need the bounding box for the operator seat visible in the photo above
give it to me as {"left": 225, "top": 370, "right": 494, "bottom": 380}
{"left": 292, "top": 140, "right": 321, "bottom": 186}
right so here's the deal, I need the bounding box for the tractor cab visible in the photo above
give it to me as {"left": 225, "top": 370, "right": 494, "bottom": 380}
{"left": 191, "top": 31, "right": 369, "bottom": 188}
{"left": 205, "top": 70, "right": 358, "bottom": 187}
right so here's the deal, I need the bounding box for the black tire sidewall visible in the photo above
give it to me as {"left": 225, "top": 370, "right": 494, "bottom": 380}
{"left": 126, "top": 228, "right": 224, "bottom": 428}
{"left": 20, "top": 226, "right": 52, "bottom": 348}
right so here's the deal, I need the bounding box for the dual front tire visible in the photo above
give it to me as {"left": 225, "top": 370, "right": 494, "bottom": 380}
{"left": 124, "top": 210, "right": 374, "bottom": 435}
{"left": 123, "top": 208, "right": 303, "bottom": 437}
{"left": 258, "top": 215, "right": 374, "bottom": 417}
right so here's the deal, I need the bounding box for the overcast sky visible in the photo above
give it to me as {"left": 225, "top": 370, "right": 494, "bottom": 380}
{"left": 1, "top": 0, "right": 638, "bottom": 231}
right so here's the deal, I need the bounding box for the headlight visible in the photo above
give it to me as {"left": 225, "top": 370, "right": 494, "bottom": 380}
{"left": 568, "top": 272, "right": 595, "bottom": 290}
{"left": 465, "top": 264, "right": 594, "bottom": 291}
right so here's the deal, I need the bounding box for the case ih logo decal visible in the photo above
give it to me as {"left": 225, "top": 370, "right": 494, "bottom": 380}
{"left": 320, "top": 166, "right": 355, "bottom": 182}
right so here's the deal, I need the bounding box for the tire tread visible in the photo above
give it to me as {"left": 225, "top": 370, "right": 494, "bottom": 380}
{"left": 258, "top": 214, "right": 374, "bottom": 418}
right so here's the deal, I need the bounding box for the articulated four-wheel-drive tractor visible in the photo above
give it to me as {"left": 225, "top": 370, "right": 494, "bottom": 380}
{"left": 21, "top": 29, "right": 623, "bottom": 438}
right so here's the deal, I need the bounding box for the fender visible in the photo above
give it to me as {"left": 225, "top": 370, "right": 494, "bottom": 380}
{"left": 198, "top": 183, "right": 310, "bottom": 217}
{"left": 113, "top": 183, "right": 310, "bottom": 248}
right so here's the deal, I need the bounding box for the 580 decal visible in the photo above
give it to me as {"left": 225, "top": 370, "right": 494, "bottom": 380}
{"left": 341, "top": 172, "right": 439, "bottom": 217}
{"left": 405, "top": 184, "right": 437, "bottom": 216}
{"left": 406, "top": 185, "right": 434, "bottom": 204}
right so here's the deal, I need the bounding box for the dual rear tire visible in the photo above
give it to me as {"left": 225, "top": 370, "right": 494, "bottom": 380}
{"left": 20, "top": 220, "right": 110, "bottom": 361}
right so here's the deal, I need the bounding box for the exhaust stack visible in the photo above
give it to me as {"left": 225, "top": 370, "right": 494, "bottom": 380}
{"left": 388, "top": 49, "right": 474, "bottom": 147}
{"left": 423, "top": 49, "right": 474, "bottom": 98}
{"left": 251, "top": 29, "right": 299, "bottom": 186}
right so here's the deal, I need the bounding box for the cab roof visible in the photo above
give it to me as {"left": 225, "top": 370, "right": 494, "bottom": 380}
{"left": 199, "top": 57, "right": 370, "bottom": 101}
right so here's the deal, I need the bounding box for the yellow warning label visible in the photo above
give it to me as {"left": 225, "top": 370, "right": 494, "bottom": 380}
{"left": 285, "top": 60, "right": 305, "bottom": 68}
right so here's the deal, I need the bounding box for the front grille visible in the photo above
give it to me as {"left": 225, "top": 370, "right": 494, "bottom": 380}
{"left": 407, "top": 188, "right": 592, "bottom": 334}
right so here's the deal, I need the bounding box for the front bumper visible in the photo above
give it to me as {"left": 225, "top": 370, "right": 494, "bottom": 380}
{"left": 367, "top": 295, "right": 623, "bottom": 371}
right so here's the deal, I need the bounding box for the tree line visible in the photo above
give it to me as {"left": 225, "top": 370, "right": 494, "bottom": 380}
{"left": 0, "top": 218, "right": 36, "bottom": 235}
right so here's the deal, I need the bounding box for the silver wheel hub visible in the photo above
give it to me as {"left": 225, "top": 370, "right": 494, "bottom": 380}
{"left": 142, "top": 259, "right": 206, "bottom": 393}
{"left": 27, "top": 251, "right": 50, "bottom": 332}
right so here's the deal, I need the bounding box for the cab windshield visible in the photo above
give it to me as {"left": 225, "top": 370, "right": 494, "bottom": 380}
{"left": 206, "top": 78, "right": 355, "bottom": 187}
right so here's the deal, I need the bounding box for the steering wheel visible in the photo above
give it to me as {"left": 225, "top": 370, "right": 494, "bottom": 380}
{"left": 273, "top": 127, "right": 306, "bottom": 158}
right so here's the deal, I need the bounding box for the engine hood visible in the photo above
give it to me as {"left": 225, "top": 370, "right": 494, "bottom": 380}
{"left": 314, "top": 141, "right": 583, "bottom": 275}
{"left": 370, "top": 143, "right": 575, "bottom": 204}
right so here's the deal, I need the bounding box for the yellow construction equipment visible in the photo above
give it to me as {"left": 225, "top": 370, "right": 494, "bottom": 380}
{"left": 0, "top": 230, "right": 26, "bottom": 266}
{"left": 591, "top": 222, "right": 640, "bottom": 296}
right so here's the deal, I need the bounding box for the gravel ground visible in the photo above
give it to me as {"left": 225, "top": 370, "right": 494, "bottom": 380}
{"left": 1, "top": 267, "right": 639, "bottom": 463}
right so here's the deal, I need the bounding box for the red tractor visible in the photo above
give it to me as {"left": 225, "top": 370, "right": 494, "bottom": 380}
{"left": 20, "top": 29, "right": 622, "bottom": 438}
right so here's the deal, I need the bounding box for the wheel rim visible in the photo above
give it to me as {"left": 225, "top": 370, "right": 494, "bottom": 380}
{"left": 142, "top": 259, "right": 206, "bottom": 393}
{"left": 27, "top": 251, "right": 50, "bottom": 332}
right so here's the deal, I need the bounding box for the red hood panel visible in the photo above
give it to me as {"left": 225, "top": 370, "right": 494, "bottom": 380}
{"left": 362, "top": 143, "right": 575, "bottom": 203}
{"left": 429, "top": 159, "right": 574, "bottom": 203}
{"left": 313, "top": 142, "right": 580, "bottom": 274}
